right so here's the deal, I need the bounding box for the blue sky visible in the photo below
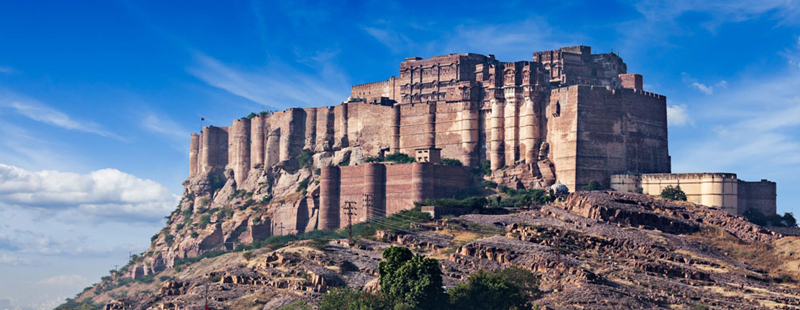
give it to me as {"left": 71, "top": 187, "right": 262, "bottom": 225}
{"left": 1, "top": 0, "right": 800, "bottom": 308}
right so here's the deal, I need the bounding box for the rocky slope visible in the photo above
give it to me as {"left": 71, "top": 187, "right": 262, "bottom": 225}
{"left": 67, "top": 189, "right": 800, "bottom": 310}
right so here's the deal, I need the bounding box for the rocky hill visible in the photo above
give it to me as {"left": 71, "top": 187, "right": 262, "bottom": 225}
{"left": 61, "top": 183, "right": 800, "bottom": 309}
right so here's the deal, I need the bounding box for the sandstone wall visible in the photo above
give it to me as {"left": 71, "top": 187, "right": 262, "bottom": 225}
{"left": 320, "top": 162, "right": 474, "bottom": 229}
{"left": 350, "top": 77, "right": 397, "bottom": 103}
{"left": 640, "top": 173, "right": 739, "bottom": 214}
{"left": 737, "top": 180, "right": 777, "bottom": 215}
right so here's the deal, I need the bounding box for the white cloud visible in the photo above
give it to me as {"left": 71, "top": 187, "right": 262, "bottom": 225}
{"left": 667, "top": 104, "right": 692, "bottom": 126}
{"left": 187, "top": 52, "right": 351, "bottom": 110}
{"left": 0, "top": 164, "right": 178, "bottom": 223}
{"left": 141, "top": 112, "right": 191, "bottom": 153}
{"left": 36, "top": 275, "right": 89, "bottom": 287}
{"left": 0, "top": 254, "right": 31, "bottom": 266}
{"left": 683, "top": 73, "right": 727, "bottom": 95}
{"left": 690, "top": 82, "right": 714, "bottom": 95}
{"left": 0, "top": 66, "right": 14, "bottom": 74}
{"left": 0, "top": 93, "right": 121, "bottom": 139}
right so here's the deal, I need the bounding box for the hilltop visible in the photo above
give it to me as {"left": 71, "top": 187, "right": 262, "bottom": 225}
{"left": 61, "top": 189, "right": 800, "bottom": 309}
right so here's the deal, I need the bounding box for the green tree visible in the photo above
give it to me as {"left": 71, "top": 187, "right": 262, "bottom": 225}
{"left": 743, "top": 208, "right": 768, "bottom": 226}
{"left": 449, "top": 267, "right": 539, "bottom": 310}
{"left": 318, "top": 287, "right": 385, "bottom": 310}
{"left": 581, "top": 180, "right": 601, "bottom": 191}
{"left": 378, "top": 247, "right": 447, "bottom": 310}
{"left": 784, "top": 212, "right": 797, "bottom": 228}
{"left": 660, "top": 185, "right": 687, "bottom": 201}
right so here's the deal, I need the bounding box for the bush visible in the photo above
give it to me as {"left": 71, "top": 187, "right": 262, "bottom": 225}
{"left": 660, "top": 185, "right": 687, "bottom": 201}
{"left": 297, "top": 179, "right": 310, "bottom": 192}
{"left": 472, "top": 161, "right": 492, "bottom": 176}
{"left": 199, "top": 214, "right": 212, "bottom": 228}
{"left": 379, "top": 247, "right": 447, "bottom": 309}
{"left": 581, "top": 180, "right": 601, "bottom": 191}
{"left": 338, "top": 160, "right": 350, "bottom": 167}
{"left": 449, "top": 267, "right": 540, "bottom": 310}
{"left": 261, "top": 195, "right": 273, "bottom": 205}
{"left": 296, "top": 150, "right": 314, "bottom": 169}
{"left": 164, "top": 234, "right": 175, "bottom": 245}
{"left": 242, "top": 251, "right": 253, "bottom": 260}
{"left": 318, "top": 286, "right": 386, "bottom": 310}
{"left": 384, "top": 152, "right": 415, "bottom": 164}
{"left": 482, "top": 180, "right": 498, "bottom": 189}
{"left": 494, "top": 188, "right": 554, "bottom": 207}
{"left": 440, "top": 158, "right": 462, "bottom": 166}
{"left": 414, "top": 197, "right": 488, "bottom": 213}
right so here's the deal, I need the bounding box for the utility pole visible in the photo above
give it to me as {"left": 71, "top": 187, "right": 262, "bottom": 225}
{"left": 363, "top": 193, "right": 373, "bottom": 220}
{"left": 343, "top": 200, "right": 358, "bottom": 244}
{"left": 555, "top": 231, "right": 562, "bottom": 292}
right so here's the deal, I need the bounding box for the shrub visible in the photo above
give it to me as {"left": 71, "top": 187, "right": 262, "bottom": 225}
{"left": 261, "top": 195, "right": 273, "bottom": 205}
{"left": 379, "top": 247, "right": 447, "bottom": 308}
{"left": 230, "top": 189, "right": 247, "bottom": 200}
{"left": 164, "top": 234, "right": 175, "bottom": 245}
{"left": 191, "top": 232, "right": 199, "bottom": 238}
{"left": 384, "top": 152, "right": 415, "bottom": 164}
{"left": 297, "top": 179, "right": 310, "bottom": 192}
{"left": 210, "top": 175, "right": 225, "bottom": 191}
{"left": 199, "top": 214, "right": 212, "bottom": 228}
{"left": 243, "top": 112, "right": 257, "bottom": 120}
{"left": 242, "top": 251, "right": 253, "bottom": 260}
{"left": 449, "top": 267, "right": 540, "bottom": 310}
{"left": 159, "top": 275, "right": 174, "bottom": 282}
{"left": 338, "top": 160, "right": 350, "bottom": 167}
{"left": 660, "top": 185, "right": 687, "bottom": 201}
{"left": 318, "top": 287, "right": 385, "bottom": 310}
{"left": 296, "top": 150, "right": 314, "bottom": 169}
{"left": 482, "top": 180, "right": 498, "bottom": 189}
{"left": 581, "top": 180, "right": 601, "bottom": 191}
{"left": 440, "top": 158, "right": 462, "bottom": 166}
{"left": 414, "top": 197, "right": 488, "bottom": 213}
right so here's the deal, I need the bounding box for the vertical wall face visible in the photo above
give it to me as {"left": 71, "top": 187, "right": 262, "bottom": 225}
{"left": 265, "top": 128, "right": 281, "bottom": 168}
{"left": 460, "top": 102, "right": 479, "bottom": 166}
{"left": 737, "top": 180, "right": 777, "bottom": 215}
{"left": 392, "top": 105, "right": 401, "bottom": 153}
{"left": 304, "top": 108, "right": 317, "bottom": 151}
{"left": 504, "top": 87, "right": 519, "bottom": 164}
{"left": 640, "top": 173, "right": 738, "bottom": 212}
{"left": 411, "top": 162, "right": 434, "bottom": 203}
{"left": 229, "top": 118, "right": 251, "bottom": 186}
{"left": 363, "top": 164, "right": 386, "bottom": 220}
{"left": 199, "top": 126, "right": 229, "bottom": 174}
{"left": 619, "top": 74, "right": 643, "bottom": 90}
{"left": 490, "top": 99, "right": 505, "bottom": 170}
{"left": 251, "top": 116, "right": 266, "bottom": 168}
{"left": 545, "top": 87, "right": 580, "bottom": 190}
{"left": 189, "top": 134, "right": 199, "bottom": 177}
{"left": 319, "top": 166, "right": 341, "bottom": 230}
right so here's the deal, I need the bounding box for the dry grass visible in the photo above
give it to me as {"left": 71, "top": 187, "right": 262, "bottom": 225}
{"left": 226, "top": 291, "right": 278, "bottom": 310}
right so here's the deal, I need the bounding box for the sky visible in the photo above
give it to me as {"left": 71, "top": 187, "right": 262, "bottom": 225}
{"left": 1, "top": 0, "right": 800, "bottom": 308}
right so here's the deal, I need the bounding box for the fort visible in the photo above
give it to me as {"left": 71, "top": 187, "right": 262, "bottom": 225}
{"left": 187, "top": 45, "right": 776, "bottom": 233}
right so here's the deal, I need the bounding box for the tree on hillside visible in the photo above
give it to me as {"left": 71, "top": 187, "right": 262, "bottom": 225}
{"left": 660, "top": 185, "right": 687, "bottom": 201}
{"left": 448, "top": 267, "right": 540, "bottom": 310}
{"left": 378, "top": 246, "right": 447, "bottom": 310}
{"left": 581, "top": 180, "right": 602, "bottom": 191}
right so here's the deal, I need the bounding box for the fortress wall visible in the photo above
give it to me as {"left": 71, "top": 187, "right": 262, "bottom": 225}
{"left": 350, "top": 77, "right": 397, "bottom": 102}
{"left": 435, "top": 102, "right": 465, "bottom": 161}
{"left": 503, "top": 88, "right": 520, "bottom": 164}
{"left": 610, "top": 174, "right": 641, "bottom": 193}
{"left": 398, "top": 103, "right": 435, "bottom": 153}
{"left": 315, "top": 107, "right": 334, "bottom": 152}
{"left": 319, "top": 166, "right": 340, "bottom": 230}
{"left": 641, "top": 173, "right": 738, "bottom": 213}
{"left": 573, "top": 86, "right": 627, "bottom": 189}
{"left": 620, "top": 74, "right": 643, "bottom": 90}
{"left": 432, "top": 165, "right": 474, "bottom": 196}
{"left": 385, "top": 164, "right": 416, "bottom": 215}
{"left": 268, "top": 109, "right": 306, "bottom": 163}
{"left": 339, "top": 165, "right": 367, "bottom": 227}
{"left": 200, "top": 126, "right": 229, "bottom": 173}
{"left": 737, "top": 180, "right": 777, "bottom": 215}
{"left": 189, "top": 133, "right": 199, "bottom": 177}
{"left": 250, "top": 115, "right": 266, "bottom": 168}
{"left": 545, "top": 86, "right": 580, "bottom": 191}
{"left": 304, "top": 108, "right": 317, "bottom": 151}
{"left": 229, "top": 118, "right": 251, "bottom": 186}
{"left": 619, "top": 89, "right": 670, "bottom": 175}
{"left": 333, "top": 104, "right": 348, "bottom": 149}
{"left": 352, "top": 103, "right": 395, "bottom": 157}
{"left": 490, "top": 99, "right": 506, "bottom": 170}
{"left": 568, "top": 86, "right": 669, "bottom": 190}
{"left": 459, "top": 102, "right": 480, "bottom": 166}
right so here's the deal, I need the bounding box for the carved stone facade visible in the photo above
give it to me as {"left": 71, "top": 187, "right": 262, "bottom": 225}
{"left": 190, "top": 45, "right": 672, "bottom": 193}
